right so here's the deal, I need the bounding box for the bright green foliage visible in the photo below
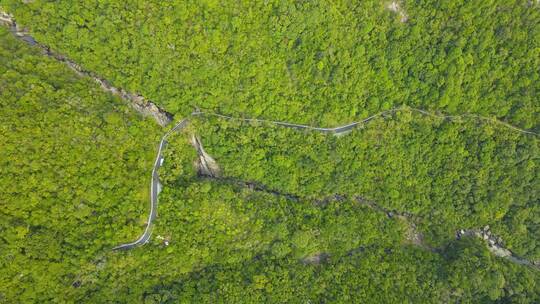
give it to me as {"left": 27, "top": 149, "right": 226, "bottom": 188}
{"left": 1, "top": 0, "right": 540, "bottom": 302}
{"left": 141, "top": 113, "right": 539, "bottom": 302}
{"left": 156, "top": 180, "right": 406, "bottom": 264}
{"left": 137, "top": 235, "right": 540, "bottom": 303}
{"left": 177, "top": 113, "right": 539, "bottom": 260}
{"left": 2, "top": 0, "right": 539, "bottom": 128}
{"left": 0, "top": 28, "right": 160, "bottom": 302}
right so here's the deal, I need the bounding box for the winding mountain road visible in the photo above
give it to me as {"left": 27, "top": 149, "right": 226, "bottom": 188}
{"left": 195, "top": 107, "right": 539, "bottom": 137}
{"left": 113, "top": 108, "right": 537, "bottom": 250}
{"left": 112, "top": 111, "right": 373, "bottom": 250}
{"left": 3, "top": 7, "right": 538, "bottom": 269}
{"left": 112, "top": 119, "right": 188, "bottom": 250}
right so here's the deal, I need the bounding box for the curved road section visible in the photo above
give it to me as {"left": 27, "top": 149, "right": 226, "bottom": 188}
{"left": 195, "top": 107, "right": 539, "bottom": 137}
{"left": 113, "top": 119, "right": 188, "bottom": 250}
{"left": 114, "top": 108, "right": 538, "bottom": 251}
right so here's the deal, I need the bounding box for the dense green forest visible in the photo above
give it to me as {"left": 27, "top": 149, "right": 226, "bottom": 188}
{"left": 1, "top": 0, "right": 539, "bottom": 129}
{"left": 171, "top": 112, "right": 539, "bottom": 260}
{"left": 0, "top": 28, "right": 161, "bottom": 301}
{"left": 1, "top": 0, "right": 540, "bottom": 303}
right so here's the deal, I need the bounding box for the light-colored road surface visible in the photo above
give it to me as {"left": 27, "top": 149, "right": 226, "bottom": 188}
{"left": 3, "top": 9, "right": 537, "bottom": 267}
{"left": 195, "top": 107, "right": 539, "bottom": 136}
{"left": 113, "top": 119, "right": 188, "bottom": 250}
{"left": 114, "top": 108, "right": 538, "bottom": 250}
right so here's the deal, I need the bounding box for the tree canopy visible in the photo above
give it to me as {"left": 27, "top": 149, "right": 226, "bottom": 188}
{"left": 1, "top": 0, "right": 539, "bottom": 302}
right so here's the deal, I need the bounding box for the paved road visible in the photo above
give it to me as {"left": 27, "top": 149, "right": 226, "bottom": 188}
{"left": 114, "top": 108, "right": 538, "bottom": 250}
{"left": 4, "top": 11, "right": 537, "bottom": 261}
{"left": 191, "top": 110, "right": 397, "bottom": 135}
{"left": 112, "top": 111, "right": 370, "bottom": 251}
{"left": 194, "top": 107, "right": 539, "bottom": 137}
{"left": 113, "top": 119, "right": 188, "bottom": 250}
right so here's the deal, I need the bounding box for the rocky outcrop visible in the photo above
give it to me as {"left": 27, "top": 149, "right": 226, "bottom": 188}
{"left": 190, "top": 135, "right": 221, "bottom": 177}
{"left": 355, "top": 196, "right": 428, "bottom": 248}
{"left": 387, "top": 1, "right": 409, "bottom": 23}
{"left": 0, "top": 11, "right": 14, "bottom": 27}
{"left": 302, "top": 252, "right": 330, "bottom": 265}
{"left": 456, "top": 226, "right": 511, "bottom": 257}
{"left": 355, "top": 196, "right": 537, "bottom": 268}
{"left": 0, "top": 11, "right": 173, "bottom": 127}
{"left": 456, "top": 226, "right": 538, "bottom": 269}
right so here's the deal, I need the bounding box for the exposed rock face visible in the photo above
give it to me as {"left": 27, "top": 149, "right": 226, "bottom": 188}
{"left": 387, "top": 1, "right": 409, "bottom": 23}
{"left": 491, "top": 246, "right": 512, "bottom": 258}
{"left": 91, "top": 76, "right": 173, "bottom": 127}
{"left": 190, "top": 135, "right": 221, "bottom": 177}
{"left": 397, "top": 214, "right": 425, "bottom": 247}
{"left": 355, "top": 196, "right": 429, "bottom": 249}
{"left": 0, "top": 11, "right": 173, "bottom": 127}
{"left": 457, "top": 228, "right": 513, "bottom": 258}
{"left": 302, "top": 252, "right": 330, "bottom": 265}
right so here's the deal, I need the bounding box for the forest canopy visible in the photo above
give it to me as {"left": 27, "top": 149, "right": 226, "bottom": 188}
{"left": 0, "top": 0, "right": 539, "bottom": 303}
{"left": 0, "top": 27, "right": 160, "bottom": 301}
{"left": 2, "top": 0, "right": 539, "bottom": 129}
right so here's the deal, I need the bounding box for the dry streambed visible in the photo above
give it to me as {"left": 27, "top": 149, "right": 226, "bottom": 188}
{"left": 183, "top": 138, "right": 539, "bottom": 270}
{"left": 2, "top": 8, "right": 538, "bottom": 270}
{"left": 0, "top": 11, "right": 173, "bottom": 127}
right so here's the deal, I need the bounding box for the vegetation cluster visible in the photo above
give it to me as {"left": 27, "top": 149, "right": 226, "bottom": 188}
{"left": 0, "top": 0, "right": 539, "bottom": 302}
{"left": 2, "top": 0, "right": 539, "bottom": 129}
{"left": 0, "top": 28, "right": 160, "bottom": 302}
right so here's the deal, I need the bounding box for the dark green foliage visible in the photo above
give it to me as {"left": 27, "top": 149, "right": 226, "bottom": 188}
{"left": 2, "top": 0, "right": 539, "bottom": 129}
{"left": 176, "top": 112, "right": 539, "bottom": 260}
{"left": 1, "top": 0, "right": 540, "bottom": 302}
{"left": 144, "top": 112, "right": 539, "bottom": 302}
{"left": 0, "top": 28, "right": 160, "bottom": 302}
{"left": 139, "top": 239, "right": 540, "bottom": 303}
